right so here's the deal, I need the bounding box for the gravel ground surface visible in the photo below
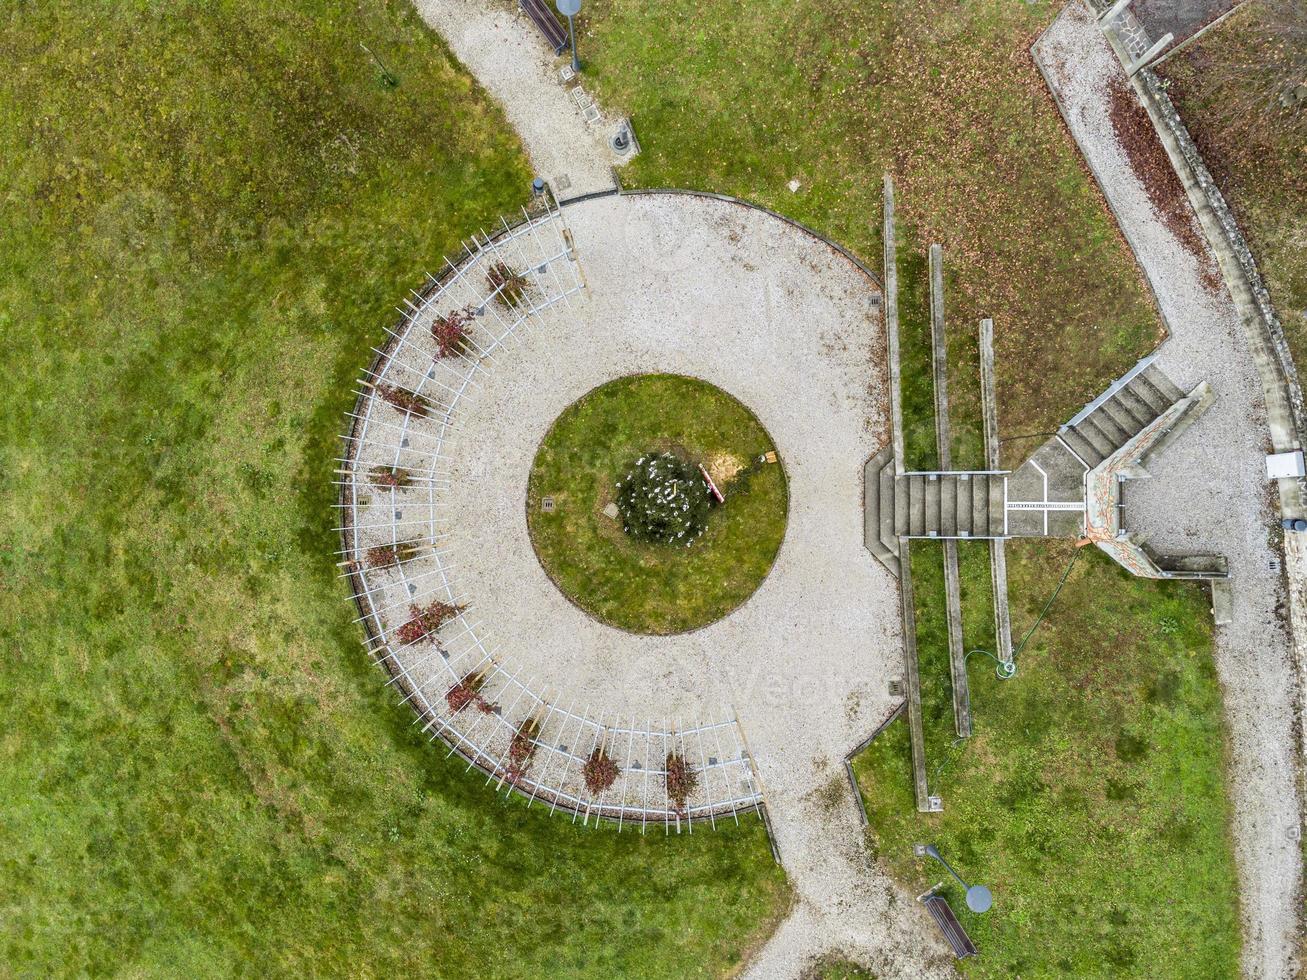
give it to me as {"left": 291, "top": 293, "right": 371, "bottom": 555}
{"left": 412, "top": 0, "right": 618, "bottom": 198}
{"left": 437, "top": 192, "right": 949, "bottom": 976}
{"left": 405, "top": 7, "right": 950, "bottom": 969}
{"left": 1037, "top": 7, "right": 1304, "bottom": 976}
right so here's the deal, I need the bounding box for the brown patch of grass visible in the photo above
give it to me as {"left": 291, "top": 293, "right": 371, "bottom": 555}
{"left": 706, "top": 451, "right": 746, "bottom": 488}
{"left": 1106, "top": 74, "right": 1221, "bottom": 292}
{"left": 1157, "top": 0, "right": 1307, "bottom": 366}
{"left": 585, "top": 0, "right": 1166, "bottom": 450}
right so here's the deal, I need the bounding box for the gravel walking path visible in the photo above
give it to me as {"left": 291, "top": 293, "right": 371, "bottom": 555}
{"left": 439, "top": 192, "right": 949, "bottom": 976}
{"left": 412, "top": 0, "right": 618, "bottom": 198}
{"left": 1036, "top": 7, "right": 1304, "bottom": 976}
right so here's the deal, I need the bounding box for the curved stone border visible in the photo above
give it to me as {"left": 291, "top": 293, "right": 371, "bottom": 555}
{"left": 523, "top": 373, "right": 791, "bottom": 637}
{"left": 562, "top": 182, "right": 884, "bottom": 293}
{"left": 338, "top": 196, "right": 763, "bottom": 826}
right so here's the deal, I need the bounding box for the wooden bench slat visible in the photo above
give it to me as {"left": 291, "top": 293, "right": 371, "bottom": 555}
{"left": 519, "top": 0, "right": 568, "bottom": 55}
{"left": 922, "top": 894, "right": 979, "bottom": 959}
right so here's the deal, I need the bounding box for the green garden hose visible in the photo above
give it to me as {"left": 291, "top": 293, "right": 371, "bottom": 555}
{"left": 966, "top": 547, "right": 1082, "bottom": 679}
{"left": 929, "top": 549, "right": 1081, "bottom": 784}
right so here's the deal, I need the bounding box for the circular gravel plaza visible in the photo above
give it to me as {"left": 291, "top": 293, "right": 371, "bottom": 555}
{"left": 526, "top": 373, "right": 788, "bottom": 635}
{"left": 347, "top": 192, "right": 902, "bottom": 817}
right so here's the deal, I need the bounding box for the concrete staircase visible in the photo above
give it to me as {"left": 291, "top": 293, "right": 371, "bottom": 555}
{"left": 1057, "top": 359, "right": 1184, "bottom": 467}
{"left": 864, "top": 357, "right": 1193, "bottom": 578}
{"left": 864, "top": 449, "right": 1007, "bottom": 577}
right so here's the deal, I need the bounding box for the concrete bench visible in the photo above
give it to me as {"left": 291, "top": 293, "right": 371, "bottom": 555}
{"left": 519, "top": 0, "right": 567, "bottom": 55}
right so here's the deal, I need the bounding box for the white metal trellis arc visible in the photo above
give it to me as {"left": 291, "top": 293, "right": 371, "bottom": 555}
{"left": 337, "top": 197, "right": 765, "bottom": 828}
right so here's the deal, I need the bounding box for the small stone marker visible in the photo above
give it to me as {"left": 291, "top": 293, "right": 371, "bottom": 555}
{"left": 542, "top": 496, "right": 556, "bottom": 513}
{"left": 787, "top": 179, "right": 801, "bottom": 192}
{"left": 602, "top": 502, "right": 619, "bottom": 520}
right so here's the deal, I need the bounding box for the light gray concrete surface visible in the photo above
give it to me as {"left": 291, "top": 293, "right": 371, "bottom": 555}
{"left": 1036, "top": 7, "right": 1304, "bottom": 976}
{"left": 431, "top": 192, "right": 949, "bottom": 976}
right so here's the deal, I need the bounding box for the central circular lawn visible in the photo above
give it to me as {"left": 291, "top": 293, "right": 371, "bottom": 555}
{"left": 526, "top": 374, "right": 788, "bottom": 635}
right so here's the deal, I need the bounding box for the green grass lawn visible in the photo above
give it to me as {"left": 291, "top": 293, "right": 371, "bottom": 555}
{"left": 1156, "top": 1, "right": 1307, "bottom": 369}
{"left": 527, "top": 374, "right": 787, "bottom": 634}
{"left": 583, "top": 0, "right": 1163, "bottom": 451}
{"left": 0, "top": 3, "right": 787, "bottom": 974}
{"left": 576, "top": 4, "right": 1244, "bottom": 969}
{"left": 852, "top": 543, "right": 1240, "bottom": 977}
{"left": 808, "top": 957, "right": 877, "bottom": 980}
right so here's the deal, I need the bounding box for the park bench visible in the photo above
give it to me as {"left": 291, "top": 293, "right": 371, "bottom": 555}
{"left": 519, "top": 0, "right": 568, "bottom": 55}
{"left": 921, "top": 892, "right": 978, "bottom": 959}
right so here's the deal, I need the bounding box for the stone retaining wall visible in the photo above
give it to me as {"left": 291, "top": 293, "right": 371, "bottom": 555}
{"left": 1137, "top": 66, "right": 1307, "bottom": 456}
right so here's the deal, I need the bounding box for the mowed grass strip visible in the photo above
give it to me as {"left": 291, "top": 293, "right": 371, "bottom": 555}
{"left": 527, "top": 374, "right": 787, "bottom": 634}
{"left": 583, "top": 0, "right": 1163, "bottom": 449}
{"left": 0, "top": 2, "right": 787, "bottom": 975}
{"left": 852, "top": 544, "right": 1239, "bottom": 977}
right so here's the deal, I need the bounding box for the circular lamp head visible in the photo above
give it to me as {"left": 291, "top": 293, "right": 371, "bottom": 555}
{"left": 556, "top": 0, "right": 581, "bottom": 15}
{"left": 965, "top": 884, "right": 993, "bottom": 914}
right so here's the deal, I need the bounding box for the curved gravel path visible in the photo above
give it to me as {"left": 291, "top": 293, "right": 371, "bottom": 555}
{"left": 432, "top": 191, "right": 949, "bottom": 975}
{"left": 413, "top": 0, "right": 618, "bottom": 198}
{"left": 1036, "top": 6, "right": 1304, "bottom": 976}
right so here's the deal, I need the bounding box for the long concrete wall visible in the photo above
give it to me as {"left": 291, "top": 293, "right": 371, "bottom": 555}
{"left": 979, "top": 318, "right": 1014, "bottom": 664}
{"left": 929, "top": 245, "right": 972, "bottom": 738}
{"left": 1131, "top": 67, "right": 1306, "bottom": 519}
{"left": 883, "top": 175, "right": 931, "bottom": 810}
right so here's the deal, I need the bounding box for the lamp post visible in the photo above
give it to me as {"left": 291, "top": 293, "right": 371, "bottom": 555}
{"left": 556, "top": 0, "right": 581, "bottom": 73}
{"left": 921, "top": 844, "right": 993, "bottom": 913}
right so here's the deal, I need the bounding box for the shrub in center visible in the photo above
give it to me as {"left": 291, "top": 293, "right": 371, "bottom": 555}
{"left": 615, "top": 452, "right": 711, "bottom": 546}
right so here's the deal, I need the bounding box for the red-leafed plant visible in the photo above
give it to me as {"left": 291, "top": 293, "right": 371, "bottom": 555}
{"left": 432, "top": 307, "right": 474, "bottom": 358}
{"left": 583, "top": 746, "right": 620, "bottom": 794}
{"left": 504, "top": 717, "right": 542, "bottom": 784}
{"left": 394, "top": 599, "right": 465, "bottom": 645}
{"left": 366, "top": 540, "right": 422, "bottom": 568}
{"left": 486, "top": 262, "right": 528, "bottom": 307}
{"left": 665, "top": 752, "right": 699, "bottom": 815}
{"left": 376, "top": 383, "right": 432, "bottom": 417}
{"left": 369, "top": 465, "right": 412, "bottom": 489}
{"left": 445, "top": 669, "right": 495, "bottom": 714}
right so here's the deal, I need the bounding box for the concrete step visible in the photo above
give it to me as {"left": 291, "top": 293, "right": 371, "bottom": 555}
{"left": 924, "top": 476, "right": 941, "bottom": 536}
{"left": 1097, "top": 396, "right": 1147, "bottom": 442}
{"left": 1072, "top": 417, "right": 1118, "bottom": 459}
{"left": 894, "top": 471, "right": 910, "bottom": 537}
{"left": 862, "top": 448, "right": 899, "bottom": 576}
{"left": 1086, "top": 403, "right": 1131, "bottom": 447}
{"left": 956, "top": 474, "right": 974, "bottom": 534}
{"left": 893, "top": 472, "right": 1013, "bottom": 538}
{"left": 1060, "top": 425, "right": 1106, "bottom": 467}
{"left": 939, "top": 476, "right": 958, "bottom": 536}
{"left": 1111, "top": 384, "right": 1155, "bottom": 428}
{"left": 989, "top": 476, "right": 1005, "bottom": 535}
{"left": 1143, "top": 364, "right": 1184, "bottom": 404}
{"left": 910, "top": 475, "right": 926, "bottom": 537}
{"left": 972, "top": 474, "right": 990, "bottom": 536}
{"left": 878, "top": 460, "right": 897, "bottom": 555}
{"left": 1129, "top": 371, "right": 1173, "bottom": 417}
